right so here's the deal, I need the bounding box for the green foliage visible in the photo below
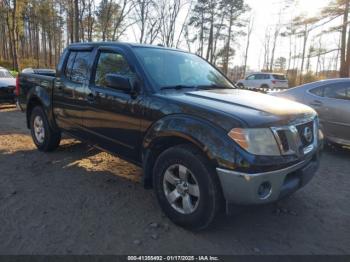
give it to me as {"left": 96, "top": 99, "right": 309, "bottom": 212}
{"left": 10, "top": 70, "right": 18, "bottom": 77}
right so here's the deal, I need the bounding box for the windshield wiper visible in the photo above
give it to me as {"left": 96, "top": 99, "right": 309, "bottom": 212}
{"left": 160, "top": 85, "right": 196, "bottom": 91}
{"left": 195, "top": 84, "right": 232, "bottom": 90}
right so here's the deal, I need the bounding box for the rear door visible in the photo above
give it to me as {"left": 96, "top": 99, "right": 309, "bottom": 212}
{"left": 321, "top": 83, "right": 350, "bottom": 143}
{"left": 306, "top": 82, "right": 350, "bottom": 143}
{"left": 53, "top": 48, "right": 93, "bottom": 136}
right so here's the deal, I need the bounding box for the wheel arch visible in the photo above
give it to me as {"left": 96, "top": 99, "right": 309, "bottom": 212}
{"left": 26, "top": 92, "right": 57, "bottom": 130}
{"left": 141, "top": 114, "right": 236, "bottom": 189}
{"left": 26, "top": 96, "right": 44, "bottom": 129}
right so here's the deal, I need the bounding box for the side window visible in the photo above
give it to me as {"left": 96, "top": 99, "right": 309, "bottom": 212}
{"left": 95, "top": 52, "right": 135, "bottom": 87}
{"left": 70, "top": 51, "right": 91, "bottom": 84}
{"left": 64, "top": 51, "right": 91, "bottom": 83}
{"left": 324, "top": 83, "right": 350, "bottom": 100}
{"left": 246, "top": 75, "right": 255, "bottom": 80}
{"left": 309, "top": 86, "right": 324, "bottom": 97}
{"left": 255, "top": 74, "right": 262, "bottom": 80}
{"left": 64, "top": 51, "right": 77, "bottom": 79}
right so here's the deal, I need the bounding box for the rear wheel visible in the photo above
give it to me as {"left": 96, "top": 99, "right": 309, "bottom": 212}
{"left": 153, "top": 144, "right": 222, "bottom": 230}
{"left": 30, "top": 106, "right": 61, "bottom": 151}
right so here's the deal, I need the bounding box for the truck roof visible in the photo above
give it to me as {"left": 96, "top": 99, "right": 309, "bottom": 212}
{"left": 67, "top": 41, "right": 186, "bottom": 53}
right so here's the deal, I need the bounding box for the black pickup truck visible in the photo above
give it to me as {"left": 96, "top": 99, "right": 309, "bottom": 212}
{"left": 17, "top": 42, "right": 322, "bottom": 230}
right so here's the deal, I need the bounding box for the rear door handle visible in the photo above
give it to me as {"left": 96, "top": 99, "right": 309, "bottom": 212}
{"left": 310, "top": 100, "right": 323, "bottom": 107}
{"left": 87, "top": 93, "right": 95, "bottom": 103}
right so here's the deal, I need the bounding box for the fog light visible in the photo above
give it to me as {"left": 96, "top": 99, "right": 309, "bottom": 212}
{"left": 257, "top": 181, "right": 272, "bottom": 199}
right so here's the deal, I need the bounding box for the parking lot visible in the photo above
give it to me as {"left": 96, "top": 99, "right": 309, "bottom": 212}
{"left": 0, "top": 104, "right": 349, "bottom": 255}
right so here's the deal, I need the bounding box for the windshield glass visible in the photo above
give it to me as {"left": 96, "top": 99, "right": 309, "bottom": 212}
{"left": 0, "top": 70, "right": 13, "bottom": 78}
{"left": 133, "top": 47, "right": 234, "bottom": 91}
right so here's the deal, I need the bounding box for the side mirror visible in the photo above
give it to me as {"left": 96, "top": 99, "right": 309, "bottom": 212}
{"left": 105, "top": 73, "right": 132, "bottom": 92}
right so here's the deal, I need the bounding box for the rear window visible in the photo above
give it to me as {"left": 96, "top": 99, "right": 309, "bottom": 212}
{"left": 272, "top": 74, "right": 286, "bottom": 80}
{"left": 0, "top": 70, "right": 13, "bottom": 78}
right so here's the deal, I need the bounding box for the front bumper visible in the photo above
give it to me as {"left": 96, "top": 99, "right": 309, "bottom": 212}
{"left": 216, "top": 152, "right": 320, "bottom": 205}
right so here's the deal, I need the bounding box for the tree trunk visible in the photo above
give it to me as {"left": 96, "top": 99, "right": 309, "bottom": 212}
{"left": 223, "top": 14, "right": 233, "bottom": 75}
{"left": 74, "top": 0, "right": 79, "bottom": 42}
{"left": 340, "top": 0, "right": 349, "bottom": 77}
{"left": 299, "top": 27, "right": 308, "bottom": 84}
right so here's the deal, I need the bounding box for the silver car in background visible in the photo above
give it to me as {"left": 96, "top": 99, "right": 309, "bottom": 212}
{"left": 272, "top": 79, "right": 350, "bottom": 147}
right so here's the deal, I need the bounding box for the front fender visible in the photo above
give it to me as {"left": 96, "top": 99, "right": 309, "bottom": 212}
{"left": 143, "top": 114, "right": 237, "bottom": 170}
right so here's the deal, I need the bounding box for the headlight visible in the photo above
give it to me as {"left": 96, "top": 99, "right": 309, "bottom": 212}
{"left": 228, "top": 128, "right": 280, "bottom": 156}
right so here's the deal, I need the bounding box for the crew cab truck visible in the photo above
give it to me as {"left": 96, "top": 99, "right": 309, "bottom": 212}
{"left": 17, "top": 42, "right": 322, "bottom": 230}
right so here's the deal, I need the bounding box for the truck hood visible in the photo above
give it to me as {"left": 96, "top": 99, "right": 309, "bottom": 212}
{"left": 0, "top": 78, "right": 16, "bottom": 88}
{"left": 160, "top": 89, "right": 316, "bottom": 128}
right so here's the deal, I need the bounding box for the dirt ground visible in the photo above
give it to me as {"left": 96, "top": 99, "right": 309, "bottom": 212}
{"left": 0, "top": 104, "right": 349, "bottom": 255}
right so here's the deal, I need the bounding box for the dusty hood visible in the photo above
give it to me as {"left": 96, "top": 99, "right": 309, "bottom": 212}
{"left": 159, "top": 88, "right": 317, "bottom": 128}
{"left": 185, "top": 89, "right": 314, "bottom": 116}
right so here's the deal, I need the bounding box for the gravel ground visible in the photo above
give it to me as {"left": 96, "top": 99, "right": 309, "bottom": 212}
{"left": 0, "top": 104, "right": 349, "bottom": 255}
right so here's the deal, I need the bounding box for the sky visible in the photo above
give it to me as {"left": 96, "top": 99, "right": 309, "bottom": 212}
{"left": 242, "top": 0, "right": 333, "bottom": 71}
{"left": 118, "top": 0, "right": 339, "bottom": 72}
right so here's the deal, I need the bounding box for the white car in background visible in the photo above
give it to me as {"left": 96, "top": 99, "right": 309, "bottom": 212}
{"left": 236, "top": 73, "right": 289, "bottom": 90}
{"left": 0, "top": 67, "right": 16, "bottom": 103}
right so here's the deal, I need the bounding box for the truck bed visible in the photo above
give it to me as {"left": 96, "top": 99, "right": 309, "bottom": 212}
{"left": 17, "top": 71, "right": 56, "bottom": 112}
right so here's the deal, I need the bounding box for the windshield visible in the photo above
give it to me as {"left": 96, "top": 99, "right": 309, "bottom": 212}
{"left": 0, "top": 70, "right": 13, "bottom": 78}
{"left": 133, "top": 47, "right": 234, "bottom": 91}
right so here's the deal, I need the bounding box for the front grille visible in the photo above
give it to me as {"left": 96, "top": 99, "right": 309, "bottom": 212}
{"left": 276, "top": 130, "right": 289, "bottom": 152}
{"left": 272, "top": 118, "right": 317, "bottom": 156}
{"left": 295, "top": 121, "right": 314, "bottom": 147}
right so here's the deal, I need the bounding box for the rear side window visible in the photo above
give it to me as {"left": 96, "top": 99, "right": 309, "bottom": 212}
{"left": 94, "top": 52, "right": 135, "bottom": 87}
{"left": 324, "top": 83, "right": 350, "bottom": 100}
{"left": 255, "top": 74, "right": 265, "bottom": 80}
{"left": 64, "top": 52, "right": 77, "bottom": 80}
{"left": 71, "top": 52, "right": 91, "bottom": 83}
{"left": 309, "top": 86, "right": 324, "bottom": 97}
{"left": 64, "top": 51, "right": 91, "bottom": 84}
{"left": 272, "top": 74, "right": 286, "bottom": 80}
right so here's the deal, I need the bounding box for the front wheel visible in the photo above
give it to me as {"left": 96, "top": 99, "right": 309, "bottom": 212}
{"left": 30, "top": 106, "right": 61, "bottom": 152}
{"left": 153, "top": 144, "right": 222, "bottom": 230}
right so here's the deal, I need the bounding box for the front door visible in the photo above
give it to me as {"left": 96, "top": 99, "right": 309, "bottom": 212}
{"left": 82, "top": 48, "right": 143, "bottom": 162}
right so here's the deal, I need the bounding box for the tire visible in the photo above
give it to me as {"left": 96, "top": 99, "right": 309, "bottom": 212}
{"left": 153, "top": 144, "right": 222, "bottom": 230}
{"left": 30, "top": 106, "right": 61, "bottom": 152}
{"left": 237, "top": 83, "right": 244, "bottom": 88}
